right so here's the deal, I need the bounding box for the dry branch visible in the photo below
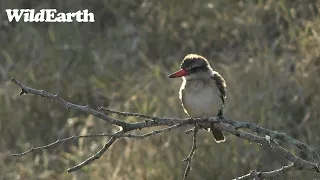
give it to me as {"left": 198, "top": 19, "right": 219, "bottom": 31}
{"left": 10, "top": 78, "right": 320, "bottom": 179}
{"left": 183, "top": 126, "right": 199, "bottom": 180}
{"left": 235, "top": 163, "right": 296, "bottom": 180}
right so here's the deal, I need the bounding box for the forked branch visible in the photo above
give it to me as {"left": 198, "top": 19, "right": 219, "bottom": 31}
{"left": 10, "top": 78, "right": 320, "bottom": 179}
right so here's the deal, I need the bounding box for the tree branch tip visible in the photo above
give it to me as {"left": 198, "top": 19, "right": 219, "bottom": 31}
{"left": 10, "top": 77, "right": 17, "bottom": 83}
{"left": 10, "top": 78, "right": 28, "bottom": 96}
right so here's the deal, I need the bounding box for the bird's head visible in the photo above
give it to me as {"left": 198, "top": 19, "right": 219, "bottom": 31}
{"left": 168, "top": 54, "right": 212, "bottom": 80}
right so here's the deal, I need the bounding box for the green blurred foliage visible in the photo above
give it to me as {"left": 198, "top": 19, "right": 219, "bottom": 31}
{"left": 1, "top": 0, "right": 320, "bottom": 179}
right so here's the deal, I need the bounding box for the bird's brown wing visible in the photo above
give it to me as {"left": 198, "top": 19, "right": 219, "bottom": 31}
{"left": 210, "top": 72, "right": 227, "bottom": 142}
{"left": 211, "top": 72, "right": 227, "bottom": 116}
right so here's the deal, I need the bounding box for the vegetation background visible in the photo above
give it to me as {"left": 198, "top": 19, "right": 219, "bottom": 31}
{"left": 1, "top": 0, "right": 320, "bottom": 179}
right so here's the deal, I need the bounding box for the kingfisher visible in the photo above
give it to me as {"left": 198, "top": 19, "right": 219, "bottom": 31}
{"left": 168, "top": 54, "right": 226, "bottom": 142}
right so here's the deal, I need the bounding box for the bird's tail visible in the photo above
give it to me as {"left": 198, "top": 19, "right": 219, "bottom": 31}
{"left": 211, "top": 109, "right": 225, "bottom": 142}
{"left": 203, "top": 124, "right": 226, "bottom": 143}
{"left": 211, "top": 125, "right": 225, "bottom": 143}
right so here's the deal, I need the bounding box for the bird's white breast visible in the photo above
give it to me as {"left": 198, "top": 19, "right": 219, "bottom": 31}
{"left": 180, "top": 78, "right": 222, "bottom": 117}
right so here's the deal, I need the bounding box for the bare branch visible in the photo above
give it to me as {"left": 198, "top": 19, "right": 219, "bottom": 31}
{"left": 226, "top": 119, "right": 320, "bottom": 163}
{"left": 235, "top": 163, "right": 295, "bottom": 180}
{"left": 67, "top": 132, "right": 120, "bottom": 173}
{"left": 100, "top": 107, "right": 167, "bottom": 121}
{"left": 10, "top": 78, "right": 320, "bottom": 179}
{"left": 10, "top": 78, "right": 127, "bottom": 127}
{"left": 67, "top": 123, "right": 185, "bottom": 173}
{"left": 11, "top": 123, "right": 184, "bottom": 157}
{"left": 215, "top": 123, "right": 319, "bottom": 172}
{"left": 102, "top": 107, "right": 320, "bottom": 165}
{"left": 10, "top": 134, "right": 117, "bottom": 157}
{"left": 10, "top": 78, "right": 192, "bottom": 130}
{"left": 183, "top": 126, "right": 199, "bottom": 180}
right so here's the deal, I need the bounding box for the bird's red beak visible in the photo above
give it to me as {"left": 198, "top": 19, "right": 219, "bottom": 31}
{"left": 168, "top": 69, "right": 189, "bottom": 78}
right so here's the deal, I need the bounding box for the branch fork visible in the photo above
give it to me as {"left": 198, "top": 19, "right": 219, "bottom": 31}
{"left": 9, "top": 78, "right": 320, "bottom": 179}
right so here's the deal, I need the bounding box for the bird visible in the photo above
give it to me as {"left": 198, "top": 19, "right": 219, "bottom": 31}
{"left": 168, "top": 54, "right": 226, "bottom": 143}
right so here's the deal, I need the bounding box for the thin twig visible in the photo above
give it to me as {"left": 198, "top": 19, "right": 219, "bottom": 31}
{"left": 11, "top": 123, "right": 184, "bottom": 157}
{"left": 10, "top": 133, "right": 118, "bottom": 157}
{"left": 67, "top": 131, "right": 122, "bottom": 173}
{"left": 183, "top": 126, "right": 199, "bottom": 180}
{"left": 100, "top": 107, "right": 166, "bottom": 121}
{"left": 135, "top": 122, "right": 185, "bottom": 138}
{"left": 234, "top": 163, "right": 295, "bottom": 180}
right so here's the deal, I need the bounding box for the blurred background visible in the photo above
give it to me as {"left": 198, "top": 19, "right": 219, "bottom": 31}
{"left": 1, "top": 0, "right": 320, "bottom": 179}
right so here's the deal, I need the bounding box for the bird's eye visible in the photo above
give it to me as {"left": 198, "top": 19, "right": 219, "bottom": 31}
{"left": 189, "top": 66, "right": 202, "bottom": 73}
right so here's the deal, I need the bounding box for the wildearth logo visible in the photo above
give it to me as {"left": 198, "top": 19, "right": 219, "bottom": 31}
{"left": 5, "top": 9, "right": 95, "bottom": 22}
